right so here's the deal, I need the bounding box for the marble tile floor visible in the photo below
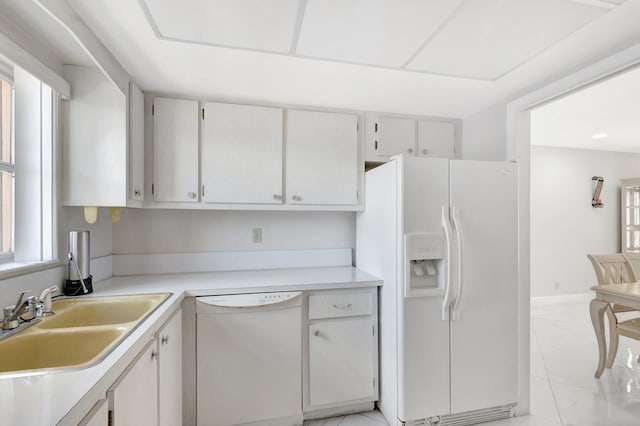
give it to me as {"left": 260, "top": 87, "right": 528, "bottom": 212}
{"left": 306, "top": 294, "right": 640, "bottom": 426}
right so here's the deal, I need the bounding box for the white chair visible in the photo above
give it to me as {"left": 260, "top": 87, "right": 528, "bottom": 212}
{"left": 587, "top": 253, "right": 640, "bottom": 367}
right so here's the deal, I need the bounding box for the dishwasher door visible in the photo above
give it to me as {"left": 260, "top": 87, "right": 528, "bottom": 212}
{"left": 196, "top": 292, "right": 302, "bottom": 426}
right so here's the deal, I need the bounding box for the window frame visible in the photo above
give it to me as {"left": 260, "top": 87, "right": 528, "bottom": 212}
{"left": 0, "top": 68, "right": 15, "bottom": 264}
{"left": 0, "top": 62, "right": 58, "bottom": 274}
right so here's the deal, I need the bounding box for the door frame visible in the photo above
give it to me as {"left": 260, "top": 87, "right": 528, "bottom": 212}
{"left": 507, "top": 42, "right": 640, "bottom": 415}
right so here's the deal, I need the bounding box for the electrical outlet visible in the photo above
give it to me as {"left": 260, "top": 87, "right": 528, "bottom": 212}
{"left": 554, "top": 281, "right": 560, "bottom": 290}
{"left": 252, "top": 227, "right": 262, "bottom": 243}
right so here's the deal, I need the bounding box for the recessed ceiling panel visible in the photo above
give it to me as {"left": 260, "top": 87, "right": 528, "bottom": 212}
{"left": 142, "top": 0, "right": 300, "bottom": 53}
{"left": 407, "top": 0, "right": 608, "bottom": 80}
{"left": 295, "top": 0, "right": 462, "bottom": 68}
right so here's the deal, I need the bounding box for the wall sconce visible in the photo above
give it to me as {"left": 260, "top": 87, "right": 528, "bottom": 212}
{"left": 592, "top": 176, "right": 604, "bottom": 208}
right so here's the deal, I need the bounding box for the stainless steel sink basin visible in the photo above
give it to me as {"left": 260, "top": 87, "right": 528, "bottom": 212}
{"left": 0, "top": 293, "right": 170, "bottom": 375}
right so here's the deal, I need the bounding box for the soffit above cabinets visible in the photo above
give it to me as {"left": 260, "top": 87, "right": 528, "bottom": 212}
{"left": 60, "top": 0, "right": 639, "bottom": 118}
{"left": 140, "top": 0, "right": 617, "bottom": 80}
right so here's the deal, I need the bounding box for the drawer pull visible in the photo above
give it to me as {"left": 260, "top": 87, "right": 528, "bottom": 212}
{"left": 333, "top": 303, "right": 352, "bottom": 310}
{"left": 313, "top": 330, "right": 321, "bottom": 337}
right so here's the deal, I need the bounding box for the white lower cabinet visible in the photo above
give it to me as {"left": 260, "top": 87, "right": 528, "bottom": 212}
{"left": 78, "top": 398, "right": 108, "bottom": 426}
{"left": 107, "top": 309, "right": 182, "bottom": 425}
{"left": 108, "top": 339, "right": 159, "bottom": 426}
{"left": 308, "top": 319, "right": 375, "bottom": 406}
{"left": 158, "top": 310, "right": 182, "bottom": 426}
{"left": 304, "top": 289, "right": 378, "bottom": 413}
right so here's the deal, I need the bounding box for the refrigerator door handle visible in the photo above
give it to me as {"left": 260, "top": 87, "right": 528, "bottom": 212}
{"left": 441, "top": 205, "right": 455, "bottom": 321}
{"left": 451, "top": 206, "right": 464, "bottom": 321}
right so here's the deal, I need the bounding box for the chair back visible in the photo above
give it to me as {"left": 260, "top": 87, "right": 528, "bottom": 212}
{"left": 587, "top": 253, "right": 638, "bottom": 285}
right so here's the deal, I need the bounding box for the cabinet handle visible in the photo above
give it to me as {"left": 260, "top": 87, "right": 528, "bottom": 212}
{"left": 161, "top": 335, "right": 169, "bottom": 345}
{"left": 151, "top": 350, "right": 159, "bottom": 360}
{"left": 187, "top": 192, "right": 196, "bottom": 199}
{"left": 333, "top": 303, "right": 352, "bottom": 310}
{"left": 313, "top": 330, "right": 320, "bottom": 337}
{"left": 273, "top": 194, "right": 282, "bottom": 200}
{"left": 422, "top": 149, "right": 428, "bottom": 155}
{"left": 407, "top": 148, "right": 413, "bottom": 154}
{"left": 134, "top": 189, "right": 141, "bottom": 197}
{"left": 292, "top": 195, "right": 302, "bottom": 202}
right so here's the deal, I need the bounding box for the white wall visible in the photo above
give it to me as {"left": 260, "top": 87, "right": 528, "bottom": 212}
{"left": 530, "top": 146, "right": 640, "bottom": 296}
{"left": 61, "top": 207, "right": 113, "bottom": 258}
{"left": 462, "top": 103, "right": 507, "bottom": 161}
{"left": 112, "top": 209, "right": 355, "bottom": 254}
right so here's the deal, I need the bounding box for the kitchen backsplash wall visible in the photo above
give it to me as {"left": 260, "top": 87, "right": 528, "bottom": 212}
{"left": 61, "top": 207, "right": 113, "bottom": 258}
{"left": 112, "top": 209, "right": 355, "bottom": 254}
{"left": 530, "top": 146, "right": 640, "bottom": 297}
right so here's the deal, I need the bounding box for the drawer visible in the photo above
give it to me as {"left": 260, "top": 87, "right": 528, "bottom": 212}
{"left": 308, "top": 292, "right": 372, "bottom": 319}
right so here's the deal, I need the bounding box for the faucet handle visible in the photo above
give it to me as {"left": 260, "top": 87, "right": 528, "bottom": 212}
{"left": 11, "top": 291, "right": 30, "bottom": 316}
{"left": 38, "top": 286, "right": 58, "bottom": 316}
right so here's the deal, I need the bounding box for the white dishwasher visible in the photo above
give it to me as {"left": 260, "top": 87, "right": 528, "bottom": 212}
{"left": 196, "top": 291, "right": 302, "bottom": 426}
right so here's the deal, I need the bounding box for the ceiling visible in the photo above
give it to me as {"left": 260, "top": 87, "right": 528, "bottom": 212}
{"left": 8, "top": 0, "right": 640, "bottom": 118}
{"left": 531, "top": 64, "right": 640, "bottom": 153}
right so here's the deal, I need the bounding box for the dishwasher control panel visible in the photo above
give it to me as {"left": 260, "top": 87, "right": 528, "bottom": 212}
{"left": 197, "top": 291, "right": 302, "bottom": 308}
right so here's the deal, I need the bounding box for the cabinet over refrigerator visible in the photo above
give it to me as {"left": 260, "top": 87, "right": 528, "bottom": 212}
{"left": 356, "top": 155, "right": 518, "bottom": 426}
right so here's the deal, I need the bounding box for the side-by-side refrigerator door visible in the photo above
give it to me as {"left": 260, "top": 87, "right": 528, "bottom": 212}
{"left": 397, "top": 156, "right": 452, "bottom": 423}
{"left": 449, "top": 160, "right": 518, "bottom": 414}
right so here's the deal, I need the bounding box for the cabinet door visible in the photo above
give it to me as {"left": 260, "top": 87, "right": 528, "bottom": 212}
{"left": 286, "top": 110, "right": 358, "bottom": 205}
{"left": 308, "top": 318, "right": 375, "bottom": 406}
{"left": 153, "top": 97, "right": 199, "bottom": 202}
{"left": 418, "top": 120, "right": 455, "bottom": 158}
{"left": 62, "top": 65, "right": 127, "bottom": 206}
{"left": 158, "top": 310, "right": 182, "bottom": 426}
{"left": 129, "top": 82, "right": 144, "bottom": 201}
{"left": 202, "top": 102, "right": 283, "bottom": 204}
{"left": 375, "top": 116, "right": 416, "bottom": 157}
{"left": 78, "top": 398, "right": 108, "bottom": 426}
{"left": 109, "top": 340, "right": 158, "bottom": 426}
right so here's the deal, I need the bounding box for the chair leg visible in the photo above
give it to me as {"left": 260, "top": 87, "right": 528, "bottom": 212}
{"left": 605, "top": 307, "right": 619, "bottom": 368}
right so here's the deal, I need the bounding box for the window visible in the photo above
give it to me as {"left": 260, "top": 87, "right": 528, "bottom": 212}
{"left": 0, "top": 63, "right": 57, "bottom": 271}
{"left": 0, "top": 78, "right": 13, "bottom": 256}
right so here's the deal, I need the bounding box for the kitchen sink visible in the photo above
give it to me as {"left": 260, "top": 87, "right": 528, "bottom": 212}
{"left": 0, "top": 293, "right": 170, "bottom": 375}
{"left": 0, "top": 328, "right": 126, "bottom": 374}
{"left": 39, "top": 294, "right": 169, "bottom": 329}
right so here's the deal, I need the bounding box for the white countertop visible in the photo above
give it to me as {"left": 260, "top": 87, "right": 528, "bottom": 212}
{"left": 0, "top": 266, "right": 381, "bottom": 426}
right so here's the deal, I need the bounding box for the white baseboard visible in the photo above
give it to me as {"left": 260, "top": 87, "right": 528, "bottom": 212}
{"left": 112, "top": 249, "right": 353, "bottom": 276}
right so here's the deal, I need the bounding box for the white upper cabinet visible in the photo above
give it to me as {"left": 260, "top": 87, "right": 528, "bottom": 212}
{"left": 148, "top": 97, "right": 362, "bottom": 210}
{"left": 129, "top": 82, "right": 145, "bottom": 201}
{"left": 153, "top": 97, "right": 199, "bottom": 202}
{"left": 365, "top": 112, "right": 457, "bottom": 162}
{"left": 418, "top": 120, "right": 455, "bottom": 158}
{"left": 63, "top": 65, "right": 141, "bottom": 207}
{"left": 202, "top": 102, "right": 283, "bottom": 204}
{"left": 375, "top": 116, "right": 416, "bottom": 157}
{"left": 286, "top": 110, "right": 359, "bottom": 206}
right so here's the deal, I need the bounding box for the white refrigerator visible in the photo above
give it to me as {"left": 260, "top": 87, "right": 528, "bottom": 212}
{"left": 356, "top": 156, "right": 518, "bottom": 426}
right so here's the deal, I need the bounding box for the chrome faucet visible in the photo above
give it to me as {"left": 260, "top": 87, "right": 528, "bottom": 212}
{"left": 2, "top": 291, "right": 30, "bottom": 330}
